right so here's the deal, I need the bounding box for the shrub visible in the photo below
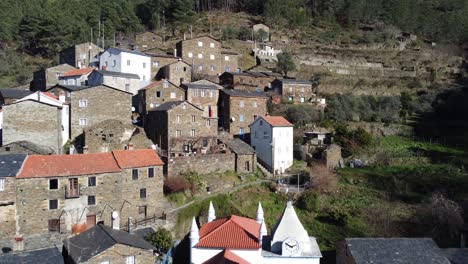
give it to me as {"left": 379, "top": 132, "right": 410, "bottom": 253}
{"left": 164, "top": 176, "right": 189, "bottom": 194}
{"left": 310, "top": 163, "right": 337, "bottom": 194}
{"left": 297, "top": 190, "right": 320, "bottom": 212}
{"left": 182, "top": 171, "right": 206, "bottom": 196}
{"left": 146, "top": 228, "right": 173, "bottom": 255}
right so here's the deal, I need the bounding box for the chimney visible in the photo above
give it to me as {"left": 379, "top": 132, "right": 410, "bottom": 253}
{"left": 127, "top": 143, "right": 134, "bottom": 150}
{"left": 83, "top": 146, "right": 89, "bottom": 154}
{"left": 13, "top": 236, "right": 24, "bottom": 251}
{"left": 111, "top": 211, "right": 120, "bottom": 230}
{"left": 256, "top": 202, "right": 264, "bottom": 224}
{"left": 208, "top": 201, "right": 216, "bottom": 223}
{"left": 59, "top": 91, "right": 66, "bottom": 103}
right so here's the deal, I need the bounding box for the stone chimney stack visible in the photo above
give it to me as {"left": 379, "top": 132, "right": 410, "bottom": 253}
{"left": 83, "top": 146, "right": 89, "bottom": 154}
{"left": 208, "top": 201, "right": 216, "bottom": 223}
{"left": 111, "top": 211, "right": 120, "bottom": 230}
{"left": 127, "top": 143, "right": 134, "bottom": 150}
{"left": 256, "top": 202, "right": 264, "bottom": 224}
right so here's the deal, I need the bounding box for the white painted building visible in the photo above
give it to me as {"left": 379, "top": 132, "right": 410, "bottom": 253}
{"left": 190, "top": 201, "right": 321, "bottom": 264}
{"left": 250, "top": 116, "right": 293, "bottom": 174}
{"left": 87, "top": 70, "right": 141, "bottom": 95}
{"left": 99, "top": 47, "right": 151, "bottom": 86}
{"left": 253, "top": 44, "right": 282, "bottom": 62}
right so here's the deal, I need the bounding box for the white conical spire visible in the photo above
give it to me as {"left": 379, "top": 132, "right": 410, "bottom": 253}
{"left": 259, "top": 219, "right": 267, "bottom": 244}
{"left": 256, "top": 202, "right": 264, "bottom": 224}
{"left": 208, "top": 201, "right": 216, "bottom": 222}
{"left": 190, "top": 217, "right": 199, "bottom": 247}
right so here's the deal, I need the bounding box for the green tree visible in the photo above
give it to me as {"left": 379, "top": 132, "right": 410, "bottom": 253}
{"left": 276, "top": 52, "right": 296, "bottom": 75}
{"left": 170, "top": 0, "right": 195, "bottom": 24}
{"left": 146, "top": 228, "right": 173, "bottom": 254}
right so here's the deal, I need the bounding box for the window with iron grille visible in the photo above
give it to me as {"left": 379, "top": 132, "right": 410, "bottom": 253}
{"left": 49, "top": 199, "right": 58, "bottom": 210}
{"left": 148, "top": 168, "right": 154, "bottom": 178}
{"left": 88, "top": 176, "right": 96, "bottom": 187}
{"left": 140, "top": 188, "right": 147, "bottom": 198}
{"left": 88, "top": 195, "right": 96, "bottom": 206}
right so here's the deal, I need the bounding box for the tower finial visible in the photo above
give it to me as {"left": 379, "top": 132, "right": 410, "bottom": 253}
{"left": 190, "top": 217, "right": 199, "bottom": 247}
{"left": 259, "top": 219, "right": 267, "bottom": 244}
{"left": 256, "top": 202, "right": 264, "bottom": 224}
{"left": 208, "top": 201, "right": 216, "bottom": 223}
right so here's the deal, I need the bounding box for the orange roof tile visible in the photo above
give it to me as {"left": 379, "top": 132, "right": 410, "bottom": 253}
{"left": 61, "top": 68, "right": 94, "bottom": 77}
{"left": 197, "top": 215, "right": 261, "bottom": 249}
{"left": 41, "top": 92, "right": 59, "bottom": 100}
{"left": 17, "top": 153, "right": 121, "bottom": 178}
{"left": 262, "top": 116, "right": 293, "bottom": 127}
{"left": 203, "top": 249, "right": 250, "bottom": 264}
{"left": 112, "top": 149, "right": 164, "bottom": 168}
{"left": 142, "top": 80, "right": 163, "bottom": 90}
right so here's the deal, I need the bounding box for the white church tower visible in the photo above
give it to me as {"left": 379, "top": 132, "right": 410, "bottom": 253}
{"left": 256, "top": 202, "right": 264, "bottom": 224}
{"left": 208, "top": 201, "right": 216, "bottom": 223}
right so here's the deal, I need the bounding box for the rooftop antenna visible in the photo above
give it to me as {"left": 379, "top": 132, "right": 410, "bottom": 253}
{"left": 98, "top": 20, "right": 101, "bottom": 48}
{"left": 102, "top": 22, "right": 105, "bottom": 48}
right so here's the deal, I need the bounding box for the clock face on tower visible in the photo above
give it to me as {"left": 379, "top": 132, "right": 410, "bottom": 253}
{"left": 282, "top": 237, "right": 301, "bottom": 256}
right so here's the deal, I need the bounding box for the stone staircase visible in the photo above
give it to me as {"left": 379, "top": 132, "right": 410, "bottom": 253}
{"left": 257, "top": 162, "right": 273, "bottom": 178}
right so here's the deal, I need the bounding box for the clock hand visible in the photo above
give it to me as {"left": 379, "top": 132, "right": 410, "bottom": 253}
{"left": 285, "top": 243, "right": 294, "bottom": 248}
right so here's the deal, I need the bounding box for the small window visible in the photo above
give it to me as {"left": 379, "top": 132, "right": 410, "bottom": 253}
{"left": 176, "top": 115, "right": 181, "bottom": 123}
{"left": 254, "top": 131, "right": 258, "bottom": 138}
{"left": 191, "top": 129, "right": 196, "bottom": 137}
{"left": 225, "top": 56, "right": 230, "bottom": 61}
{"left": 49, "top": 179, "right": 58, "bottom": 190}
{"left": 260, "top": 120, "right": 263, "bottom": 126}
{"left": 206, "top": 119, "right": 211, "bottom": 127}
{"left": 188, "top": 52, "right": 193, "bottom": 58}
{"left": 175, "top": 65, "right": 180, "bottom": 71}
{"left": 153, "top": 61, "right": 160, "bottom": 67}
{"left": 88, "top": 195, "right": 96, "bottom": 206}
{"left": 210, "top": 42, "right": 215, "bottom": 48}
{"left": 48, "top": 219, "right": 60, "bottom": 232}
{"left": 198, "top": 41, "right": 203, "bottom": 47}
{"left": 176, "top": 130, "right": 181, "bottom": 137}
{"left": 210, "top": 54, "right": 215, "bottom": 60}
{"left": 79, "top": 118, "right": 88, "bottom": 126}
{"left": 156, "top": 91, "right": 161, "bottom": 98}
{"left": 182, "top": 104, "right": 187, "bottom": 109}
{"left": 210, "top": 90, "right": 214, "bottom": 97}
{"left": 0, "top": 178, "right": 5, "bottom": 191}
{"left": 253, "top": 115, "right": 258, "bottom": 120}
{"left": 79, "top": 100, "right": 88, "bottom": 108}
{"left": 239, "top": 115, "right": 245, "bottom": 122}
{"left": 240, "top": 128, "right": 245, "bottom": 135}
{"left": 148, "top": 168, "right": 154, "bottom": 178}
{"left": 126, "top": 256, "right": 135, "bottom": 264}
{"left": 163, "top": 81, "right": 169, "bottom": 88}
{"left": 263, "top": 131, "right": 268, "bottom": 139}
{"left": 240, "top": 101, "right": 244, "bottom": 108}
{"left": 203, "top": 139, "right": 208, "bottom": 147}
{"left": 210, "top": 65, "right": 215, "bottom": 71}
{"left": 132, "top": 169, "right": 139, "bottom": 180}
{"left": 88, "top": 176, "right": 96, "bottom": 187}
{"left": 143, "top": 62, "right": 146, "bottom": 68}
{"left": 191, "top": 115, "right": 196, "bottom": 123}
{"left": 201, "top": 90, "right": 205, "bottom": 97}
{"left": 170, "top": 92, "right": 176, "bottom": 99}
{"left": 49, "top": 199, "right": 58, "bottom": 210}
{"left": 253, "top": 101, "right": 258, "bottom": 108}
{"left": 112, "top": 60, "right": 116, "bottom": 67}
{"left": 193, "top": 89, "right": 199, "bottom": 97}
{"left": 198, "top": 65, "right": 203, "bottom": 71}
{"left": 140, "top": 188, "right": 147, "bottom": 198}
{"left": 143, "top": 75, "right": 146, "bottom": 81}
{"left": 127, "top": 60, "right": 131, "bottom": 66}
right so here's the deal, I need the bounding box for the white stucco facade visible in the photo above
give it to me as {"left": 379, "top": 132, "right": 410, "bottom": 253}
{"left": 250, "top": 117, "right": 293, "bottom": 174}
{"left": 99, "top": 47, "right": 151, "bottom": 84}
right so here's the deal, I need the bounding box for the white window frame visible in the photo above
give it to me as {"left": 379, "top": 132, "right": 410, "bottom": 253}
{"left": 126, "top": 255, "right": 135, "bottom": 264}
{"left": 198, "top": 54, "right": 203, "bottom": 59}
{"left": 253, "top": 101, "right": 258, "bottom": 108}
{"left": 170, "top": 92, "right": 176, "bottom": 99}
{"left": 188, "top": 52, "right": 193, "bottom": 58}
{"left": 191, "top": 129, "right": 196, "bottom": 137}
{"left": 176, "top": 115, "right": 181, "bottom": 123}
{"left": 79, "top": 99, "right": 88, "bottom": 108}
{"left": 206, "top": 119, "right": 211, "bottom": 127}
{"left": 198, "top": 65, "right": 203, "bottom": 71}
{"left": 79, "top": 118, "right": 88, "bottom": 126}
{"left": 176, "top": 130, "right": 181, "bottom": 137}
{"left": 163, "top": 81, "right": 169, "bottom": 88}
{"left": 210, "top": 90, "right": 214, "bottom": 97}
{"left": 210, "top": 42, "right": 215, "bottom": 48}
{"left": 198, "top": 41, "right": 203, "bottom": 47}
{"left": 153, "top": 61, "right": 160, "bottom": 67}
{"left": 0, "top": 178, "right": 5, "bottom": 191}
{"left": 210, "top": 54, "right": 215, "bottom": 60}
{"left": 200, "top": 90, "right": 205, "bottom": 97}
{"left": 224, "top": 56, "right": 230, "bottom": 61}
{"left": 240, "top": 101, "right": 244, "bottom": 108}
{"left": 210, "top": 65, "right": 215, "bottom": 71}
{"left": 239, "top": 115, "right": 245, "bottom": 122}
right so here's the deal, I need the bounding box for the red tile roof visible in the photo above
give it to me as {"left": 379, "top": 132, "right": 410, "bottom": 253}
{"left": 197, "top": 215, "right": 261, "bottom": 249}
{"left": 17, "top": 153, "right": 121, "bottom": 178}
{"left": 112, "top": 149, "right": 164, "bottom": 168}
{"left": 262, "top": 116, "right": 293, "bottom": 127}
{"left": 41, "top": 92, "right": 59, "bottom": 100}
{"left": 142, "top": 80, "right": 163, "bottom": 90}
{"left": 203, "top": 249, "right": 250, "bottom": 264}
{"left": 61, "top": 68, "right": 94, "bottom": 77}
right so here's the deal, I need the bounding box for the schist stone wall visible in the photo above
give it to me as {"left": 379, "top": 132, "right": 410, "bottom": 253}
{"left": 2, "top": 101, "right": 62, "bottom": 153}
{"left": 0, "top": 177, "right": 16, "bottom": 238}
{"left": 165, "top": 153, "right": 235, "bottom": 177}
{"left": 235, "top": 154, "right": 257, "bottom": 174}
{"left": 85, "top": 243, "right": 156, "bottom": 264}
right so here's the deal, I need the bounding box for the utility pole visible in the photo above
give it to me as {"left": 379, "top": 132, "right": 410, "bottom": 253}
{"left": 98, "top": 20, "right": 101, "bottom": 48}
{"left": 102, "top": 22, "right": 105, "bottom": 48}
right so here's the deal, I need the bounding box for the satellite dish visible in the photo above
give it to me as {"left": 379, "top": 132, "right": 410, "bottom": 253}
{"left": 131, "top": 107, "right": 135, "bottom": 112}
{"left": 150, "top": 103, "right": 154, "bottom": 108}
{"left": 112, "top": 211, "right": 119, "bottom": 219}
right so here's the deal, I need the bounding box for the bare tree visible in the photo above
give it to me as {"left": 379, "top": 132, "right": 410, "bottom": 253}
{"left": 429, "top": 193, "right": 464, "bottom": 242}
{"left": 310, "top": 162, "right": 337, "bottom": 194}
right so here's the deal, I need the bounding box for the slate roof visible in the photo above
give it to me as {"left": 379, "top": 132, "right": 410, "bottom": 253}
{"left": 0, "top": 247, "right": 64, "bottom": 264}
{"left": 344, "top": 238, "right": 451, "bottom": 264}
{"left": 113, "top": 149, "right": 164, "bottom": 168}
{"left": 440, "top": 248, "right": 468, "bottom": 264}
{"left": 182, "top": 83, "right": 219, "bottom": 90}
{"left": 0, "top": 154, "right": 27, "bottom": 177}
{"left": 95, "top": 70, "right": 140, "bottom": 79}
{"left": 262, "top": 116, "right": 293, "bottom": 127}
{"left": 220, "top": 138, "right": 255, "bottom": 155}
{"left": 50, "top": 84, "right": 90, "bottom": 92}
{"left": 133, "top": 227, "right": 156, "bottom": 240}
{"left": 196, "top": 215, "right": 261, "bottom": 249}
{"left": 64, "top": 224, "right": 155, "bottom": 263}
{"left": 221, "top": 89, "right": 270, "bottom": 98}
{"left": 0, "top": 89, "right": 33, "bottom": 99}
{"left": 106, "top": 47, "right": 150, "bottom": 57}
{"left": 1, "top": 141, "right": 55, "bottom": 155}
{"left": 280, "top": 79, "right": 312, "bottom": 85}
{"left": 152, "top": 101, "right": 203, "bottom": 112}
{"left": 203, "top": 249, "right": 250, "bottom": 264}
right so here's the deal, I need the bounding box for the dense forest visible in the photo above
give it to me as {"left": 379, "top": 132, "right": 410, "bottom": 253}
{"left": 2, "top": 0, "right": 468, "bottom": 56}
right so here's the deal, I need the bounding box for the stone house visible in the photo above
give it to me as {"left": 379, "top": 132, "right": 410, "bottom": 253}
{"left": 150, "top": 54, "right": 180, "bottom": 79}
{"left": 99, "top": 47, "right": 152, "bottom": 84}
{"left": 161, "top": 60, "right": 192, "bottom": 86}
{"left": 59, "top": 68, "right": 94, "bottom": 86}
{"left": 219, "top": 90, "right": 269, "bottom": 138}
{"left": 250, "top": 116, "right": 294, "bottom": 174}
{"left": 146, "top": 101, "right": 218, "bottom": 156}
{"left": 138, "top": 79, "right": 185, "bottom": 117}
{"left": 219, "top": 71, "right": 278, "bottom": 92}
{"left": 253, "top": 23, "right": 270, "bottom": 41}
{"left": 87, "top": 69, "right": 141, "bottom": 95}
{"left": 0, "top": 154, "right": 27, "bottom": 240}
{"left": 47, "top": 84, "right": 132, "bottom": 144}
{"left": 271, "top": 79, "right": 314, "bottom": 104}
{"left": 219, "top": 138, "right": 257, "bottom": 174}
{"left": 176, "top": 36, "right": 239, "bottom": 76}
{"left": 63, "top": 223, "right": 156, "bottom": 264}
{"left": 181, "top": 82, "right": 220, "bottom": 118}
{"left": 30, "top": 64, "right": 76, "bottom": 91}
{"left": 135, "top": 31, "right": 164, "bottom": 51}
{"left": 2, "top": 92, "right": 69, "bottom": 154}
{"left": 0, "top": 89, "right": 33, "bottom": 105}
{"left": 59, "top": 42, "right": 102, "bottom": 69}
{"left": 12, "top": 149, "right": 164, "bottom": 250}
